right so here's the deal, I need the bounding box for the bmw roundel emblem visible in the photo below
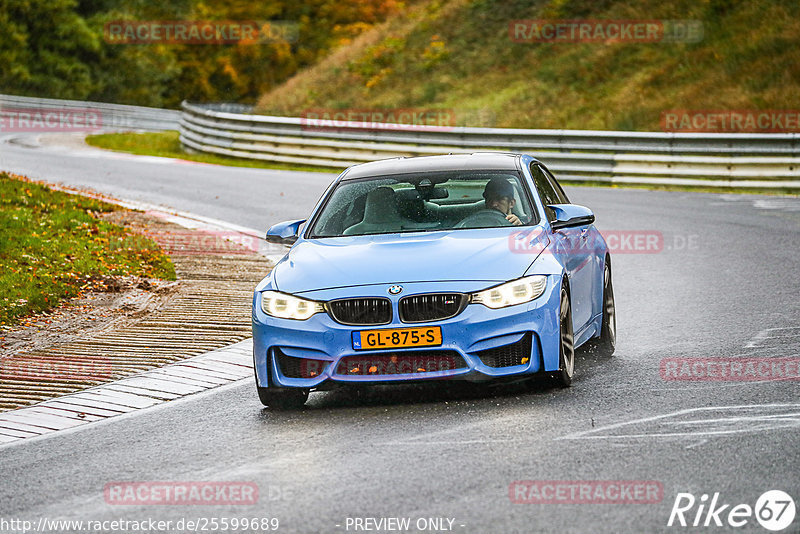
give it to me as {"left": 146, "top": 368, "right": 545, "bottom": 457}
{"left": 388, "top": 285, "right": 403, "bottom": 295}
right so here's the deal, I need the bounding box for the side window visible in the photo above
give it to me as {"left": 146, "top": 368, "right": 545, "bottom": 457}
{"left": 539, "top": 165, "right": 570, "bottom": 204}
{"left": 530, "top": 163, "right": 561, "bottom": 221}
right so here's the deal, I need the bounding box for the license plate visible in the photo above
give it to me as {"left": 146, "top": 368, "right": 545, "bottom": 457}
{"left": 352, "top": 326, "right": 442, "bottom": 350}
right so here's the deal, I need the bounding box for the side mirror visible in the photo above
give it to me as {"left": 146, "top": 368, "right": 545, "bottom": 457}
{"left": 265, "top": 219, "right": 306, "bottom": 245}
{"left": 548, "top": 204, "right": 595, "bottom": 230}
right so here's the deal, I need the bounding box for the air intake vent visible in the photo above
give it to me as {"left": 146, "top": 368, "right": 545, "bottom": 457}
{"left": 335, "top": 351, "right": 467, "bottom": 376}
{"left": 476, "top": 334, "right": 532, "bottom": 368}
{"left": 274, "top": 349, "right": 328, "bottom": 378}
{"left": 399, "top": 293, "right": 467, "bottom": 323}
{"left": 327, "top": 298, "right": 391, "bottom": 325}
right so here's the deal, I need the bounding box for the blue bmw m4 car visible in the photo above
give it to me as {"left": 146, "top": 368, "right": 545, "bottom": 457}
{"left": 252, "top": 153, "right": 615, "bottom": 408}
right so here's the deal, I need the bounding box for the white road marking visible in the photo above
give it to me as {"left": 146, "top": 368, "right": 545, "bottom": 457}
{"left": 745, "top": 326, "right": 800, "bottom": 348}
{"left": 745, "top": 329, "right": 772, "bottom": 348}
{"left": 558, "top": 403, "right": 800, "bottom": 440}
{"left": 753, "top": 198, "right": 800, "bottom": 211}
{"left": 715, "top": 196, "right": 800, "bottom": 212}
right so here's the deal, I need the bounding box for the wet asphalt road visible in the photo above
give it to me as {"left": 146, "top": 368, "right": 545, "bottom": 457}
{"left": 1, "top": 135, "right": 799, "bottom": 533}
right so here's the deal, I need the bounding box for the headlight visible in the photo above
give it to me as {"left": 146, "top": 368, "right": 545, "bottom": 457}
{"left": 260, "top": 290, "right": 324, "bottom": 320}
{"left": 471, "top": 276, "right": 547, "bottom": 309}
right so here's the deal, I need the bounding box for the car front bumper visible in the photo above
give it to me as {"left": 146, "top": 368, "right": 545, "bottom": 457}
{"left": 251, "top": 278, "right": 563, "bottom": 390}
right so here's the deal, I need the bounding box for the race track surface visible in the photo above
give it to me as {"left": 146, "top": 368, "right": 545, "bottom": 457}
{"left": 1, "top": 134, "right": 798, "bottom": 533}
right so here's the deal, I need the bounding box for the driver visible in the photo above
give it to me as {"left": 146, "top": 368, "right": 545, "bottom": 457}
{"left": 483, "top": 177, "right": 522, "bottom": 226}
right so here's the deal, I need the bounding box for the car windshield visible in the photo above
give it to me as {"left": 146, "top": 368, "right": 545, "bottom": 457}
{"left": 308, "top": 170, "right": 537, "bottom": 237}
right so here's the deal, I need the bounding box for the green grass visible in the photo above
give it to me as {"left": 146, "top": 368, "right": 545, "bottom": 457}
{"left": 0, "top": 173, "right": 176, "bottom": 326}
{"left": 85, "top": 131, "right": 342, "bottom": 173}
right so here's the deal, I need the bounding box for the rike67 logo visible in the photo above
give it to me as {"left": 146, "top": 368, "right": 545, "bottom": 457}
{"left": 668, "top": 490, "right": 796, "bottom": 531}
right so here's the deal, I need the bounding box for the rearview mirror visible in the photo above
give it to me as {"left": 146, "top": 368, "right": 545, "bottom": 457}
{"left": 547, "top": 204, "right": 595, "bottom": 230}
{"left": 265, "top": 219, "right": 306, "bottom": 245}
{"left": 429, "top": 187, "right": 449, "bottom": 199}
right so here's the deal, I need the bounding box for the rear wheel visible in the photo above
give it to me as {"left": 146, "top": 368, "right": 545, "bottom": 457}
{"left": 552, "top": 284, "right": 575, "bottom": 387}
{"left": 592, "top": 260, "right": 616, "bottom": 357}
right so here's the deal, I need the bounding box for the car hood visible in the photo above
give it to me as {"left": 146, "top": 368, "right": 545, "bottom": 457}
{"left": 273, "top": 227, "right": 548, "bottom": 294}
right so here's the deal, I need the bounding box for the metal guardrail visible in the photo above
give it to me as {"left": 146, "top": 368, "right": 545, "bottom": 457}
{"left": 4, "top": 95, "right": 795, "bottom": 189}
{"left": 179, "top": 101, "right": 800, "bottom": 189}
{"left": 0, "top": 94, "right": 180, "bottom": 132}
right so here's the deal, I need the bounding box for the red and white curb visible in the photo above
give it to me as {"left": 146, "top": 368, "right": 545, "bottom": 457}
{"left": 0, "top": 339, "right": 253, "bottom": 446}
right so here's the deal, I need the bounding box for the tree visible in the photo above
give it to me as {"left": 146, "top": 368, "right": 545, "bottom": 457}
{"left": 0, "top": 0, "right": 99, "bottom": 99}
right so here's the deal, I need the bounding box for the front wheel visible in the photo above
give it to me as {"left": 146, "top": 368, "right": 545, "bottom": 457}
{"left": 257, "top": 385, "right": 309, "bottom": 409}
{"left": 551, "top": 284, "right": 575, "bottom": 387}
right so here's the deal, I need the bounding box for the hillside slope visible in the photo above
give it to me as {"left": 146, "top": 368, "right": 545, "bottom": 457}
{"left": 256, "top": 0, "right": 800, "bottom": 130}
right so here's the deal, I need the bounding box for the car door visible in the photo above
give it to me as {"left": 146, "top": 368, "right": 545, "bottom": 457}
{"left": 531, "top": 163, "right": 595, "bottom": 332}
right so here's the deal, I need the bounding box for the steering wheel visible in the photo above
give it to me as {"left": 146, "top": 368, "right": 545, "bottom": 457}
{"left": 455, "top": 209, "right": 512, "bottom": 229}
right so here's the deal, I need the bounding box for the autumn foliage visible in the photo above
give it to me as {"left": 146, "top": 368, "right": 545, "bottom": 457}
{"left": 0, "top": 0, "right": 404, "bottom": 107}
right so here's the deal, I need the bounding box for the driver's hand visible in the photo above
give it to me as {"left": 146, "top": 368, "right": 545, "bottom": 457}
{"left": 506, "top": 213, "right": 522, "bottom": 226}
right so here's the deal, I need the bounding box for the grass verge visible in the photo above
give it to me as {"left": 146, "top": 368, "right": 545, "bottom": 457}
{"left": 0, "top": 173, "right": 176, "bottom": 326}
{"left": 255, "top": 0, "right": 800, "bottom": 132}
{"left": 85, "top": 131, "right": 342, "bottom": 173}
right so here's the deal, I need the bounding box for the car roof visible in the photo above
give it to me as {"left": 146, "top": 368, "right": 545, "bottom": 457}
{"left": 341, "top": 153, "right": 538, "bottom": 180}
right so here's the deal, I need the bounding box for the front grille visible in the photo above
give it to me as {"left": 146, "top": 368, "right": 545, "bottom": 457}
{"left": 274, "top": 349, "right": 328, "bottom": 379}
{"left": 399, "top": 293, "right": 467, "bottom": 323}
{"left": 475, "top": 334, "right": 532, "bottom": 368}
{"left": 335, "top": 351, "right": 467, "bottom": 376}
{"left": 327, "top": 298, "right": 391, "bottom": 325}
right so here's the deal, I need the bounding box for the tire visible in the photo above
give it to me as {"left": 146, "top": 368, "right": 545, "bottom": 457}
{"left": 552, "top": 283, "right": 575, "bottom": 387}
{"left": 257, "top": 384, "right": 309, "bottom": 409}
{"left": 255, "top": 358, "right": 309, "bottom": 409}
{"left": 592, "top": 260, "right": 616, "bottom": 358}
